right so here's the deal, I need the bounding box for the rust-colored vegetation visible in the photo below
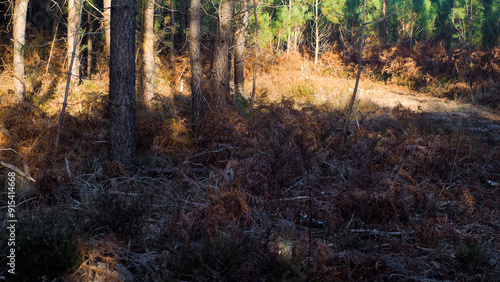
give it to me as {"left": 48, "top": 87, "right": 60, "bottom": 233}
{"left": 0, "top": 28, "right": 499, "bottom": 280}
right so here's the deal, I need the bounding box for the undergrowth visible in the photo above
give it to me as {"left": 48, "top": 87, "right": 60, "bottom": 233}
{"left": 0, "top": 35, "right": 499, "bottom": 280}
{"left": 1, "top": 97, "right": 498, "bottom": 280}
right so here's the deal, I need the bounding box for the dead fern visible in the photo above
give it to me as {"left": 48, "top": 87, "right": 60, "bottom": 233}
{"left": 460, "top": 187, "right": 477, "bottom": 214}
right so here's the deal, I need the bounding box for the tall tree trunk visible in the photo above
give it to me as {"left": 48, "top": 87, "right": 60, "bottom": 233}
{"left": 293, "top": 24, "right": 299, "bottom": 52}
{"left": 13, "top": 0, "right": 29, "bottom": 102}
{"left": 343, "top": 0, "right": 366, "bottom": 139}
{"left": 46, "top": 2, "right": 61, "bottom": 74}
{"left": 234, "top": 0, "right": 248, "bottom": 97}
{"left": 211, "top": 0, "right": 234, "bottom": 105}
{"left": 409, "top": 13, "right": 414, "bottom": 50}
{"left": 314, "top": 0, "right": 319, "bottom": 65}
{"left": 180, "top": 0, "right": 188, "bottom": 52}
{"left": 67, "top": 0, "right": 83, "bottom": 83}
{"left": 109, "top": 0, "right": 137, "bottom": 166}
{"left": 142, "top": 0, "right": 155, "bottom": 107}
{"left": 287, "top": 0, "right": 292, "bottom": 54}
{"left": 103, "top": 0, "right": 111, "bottom": 57}
{"left": 449, "top": 17, "right": 455, "bottom": 57}
{"left": 382, "top": 0, "right": 387, "bottom": 41}
{"left": 170, "top": 0, "right": 176, "bottom": 68}
{"left": 251, "top": 0, "right": 259, "bottom": 103}
{"left": 467, "top": 0, "right": 473, "bottom": 74}
{"left": 189, "top": 0, "right": 204, "bottom": 127}
{"left": 85, "top": 8, "right": 94, "bottom": 78}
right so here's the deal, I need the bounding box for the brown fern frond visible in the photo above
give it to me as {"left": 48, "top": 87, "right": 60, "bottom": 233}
{"left": 398, "top": 168, "right": 415, "bottom": 184}
{"left": 460, "top": 187, "right": 477, "bottom": 214}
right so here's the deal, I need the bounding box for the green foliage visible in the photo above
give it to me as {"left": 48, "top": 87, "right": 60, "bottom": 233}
{"left": 322, "top": 0, "right": 346, "bottom": 24}
{"left": 481, "top": 0, "right": 500, "bottom": 48}
{"left": 451, "top": 0, "right": 484, "bottom": 47}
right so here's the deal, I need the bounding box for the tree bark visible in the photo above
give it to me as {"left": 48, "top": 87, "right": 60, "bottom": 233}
{"left": 189, "top": 0, "right": 204, "bottom": 127}
{"left": 109, "top": 0, "right": 137, "bottom": 166}
{"left": 211, "top": 0, "right": 234, "bottom": 105}
{"left": 142, "top": 0, "right": 155, "bottom": 107}
{"left": 234, "top": 0, "right": 248, "bottom": 97}
{"left": 343, "top": 0, "right": 366, "bottom": 139}
{"left": 103, "top": 0, "right": 111, "bottom": 57}
{"left": 382, "top": 0, "right": 387, "bottom": 41}
{"left": 287, "top": 0, "right": 292, "bottom": 54}
{"left": 13, "top": 0, "right": 29, "bottom": 102}
{"left": 169, "top": 0, "right": 176, "bottom": 68}
{"left": 314, "top": 0, "right": 319, "bottom": 65}
{"left": 467, "top": 0, "right": 473, "bottom": 74}
{"left": 180, "top": 0, "right": 188, "bottom": 52}
{"left": 251, "top": 0, "right": 259, "bottom": 103}
{"left": 85, "top": 7, "right": 95, "bottom": 78}
{"left": 67, "top": 0, "right": 83, "bottom": 83}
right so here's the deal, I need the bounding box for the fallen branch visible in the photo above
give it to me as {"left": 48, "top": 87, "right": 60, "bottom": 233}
{"left": 184, "top": 146, "right": 235, "bottom": 162}
{"left": 279, "top": 196, "right": 310, "bottom": 202}
{"left": 349, "top": 229, "right": 413, "bottom": 236}
{"left": 0, "top": 161, "right": 36, "bottom": 182}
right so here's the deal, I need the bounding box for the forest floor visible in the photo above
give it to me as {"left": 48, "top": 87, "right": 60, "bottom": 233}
{"left": 355, "top": 80, "right": 500, "bottom": 144}
{"left": 0, "top": 48, "right": 499, "bottom": 281}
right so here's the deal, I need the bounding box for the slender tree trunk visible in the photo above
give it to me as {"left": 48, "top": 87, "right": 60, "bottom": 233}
{"left": 234, "top": 0, "right": 248, "bottom": 97}
{"left": 13, "top": 0, "right": 29, "bottom": 102}
{"left": 103, "top": 0, "right": 111, "bottom": 57}
{"left": 142, "top": 0, "right": 155, "bottom": 107}
{"left": 170, "top": 0, "right": 176, "bottom": 68}
{"left": 211, "top": 0, "right": 234, "bottom": 105}
{"left": 314, "top": 0, "right": 319, "bottom": 65}
{"left": 382, "top": 0, "right": 387, "bottom": 41}
{"left": 449, "top": 17, "right": 455, "bottom": 57}
{"left": 46, "top": 2, "right": 61, "bottom": 74}
{"left": 293, "top": 24, "right": 299, "bottom": 52}
{"left": 251, "top": 0, "right": 259, "bottom": 103}
{"left": 180, "top": 0, "right": 188, "bottom": 52}
{"left": 287, "top": 0, "right": 292, "bottom": 54}
{"left": 86, "top": 8, "right": 94, "bottom": 78}
{"left": 109, "top": 0, "right": 137, "bottom": 166}
{"left": 467, "top": 0, "right": 473, "bottom": 74}
{"left": 343, "top": 0, "right": 366, "bottom": 139}
{"left": 55, "top": 1, "right": 84, "bottom": 153}
{"left": 189, "top": 0, "right": 204, "bottom": 127}
{"left": 68, "top": 0, "right": 83, "bottom": 83}
{"left": 409, "top": 11, "right": 414, "bottom": 49}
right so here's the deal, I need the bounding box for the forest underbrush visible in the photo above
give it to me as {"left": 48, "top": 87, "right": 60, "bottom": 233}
{"left": 0, "top": 35, "right": 499, "bottom": 280}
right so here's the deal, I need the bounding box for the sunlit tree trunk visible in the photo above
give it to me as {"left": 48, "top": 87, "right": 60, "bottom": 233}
{"left": 343, "top": 0, "right": 366, "bottom": 139}
{"left": 12, "top": 0, "right": 29, "bottom": 102}
{"left": 314, "top": 0, "right": 319, "bottom": 65}
{"left": 189, "top": 0, "right": 204, "bottom": 126}
{"left": 234, "top": 0, "right": 248, "bottom": 96}
{"left": 67, "top": 0, "right": 83, "bottom": 83}
{"left": 287, "top": 0, "right": 292, "bottom": 54}
{"left": 103, "top": 0, "right": 111, "bottom": 57}
{"left": 211, "top": 0, "right": 234, "bottom": 104}
{"left": 109, "top": 0, "right": 137, "bottom": 166}
{"left": 142, "top": 0, "right": 155, "bottom": 107}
